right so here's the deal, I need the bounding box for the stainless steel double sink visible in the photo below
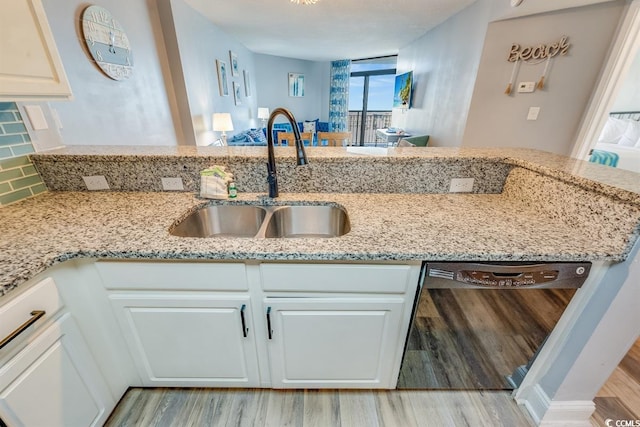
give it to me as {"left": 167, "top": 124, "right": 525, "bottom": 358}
{"left": 170, "top": 204, "right": 350, "bottom": 238}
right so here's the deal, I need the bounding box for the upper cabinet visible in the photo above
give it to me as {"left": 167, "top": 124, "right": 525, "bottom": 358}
{"left": 0, "top": 0, "right": 72, "bottom": 101}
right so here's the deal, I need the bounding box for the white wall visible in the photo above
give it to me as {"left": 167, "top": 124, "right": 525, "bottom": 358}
{"left": 42, "top": 0, "right": 178, "bottom": 146}
{"left": 167, "top": 0, "right": 259, "bottom": 145}
{"left": 463, "top": 2, "right": 624, "bottom": 155}
{"left": 610, "top": 47, "right": 640, "bottom": 112}
{"left": 255, "top": 54, "right": 330, "bottom": 123}
{"left": 392, "top": 0, "right": 495, "bottom": 147}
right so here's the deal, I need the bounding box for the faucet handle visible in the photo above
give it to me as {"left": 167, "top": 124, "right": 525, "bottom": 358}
{"left": 266, "top": 161, "right": 278, "bottom": 197}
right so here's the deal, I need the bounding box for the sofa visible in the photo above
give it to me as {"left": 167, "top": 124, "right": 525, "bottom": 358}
{"left": 228, "top": 120, "right": 330, "bottom": 146}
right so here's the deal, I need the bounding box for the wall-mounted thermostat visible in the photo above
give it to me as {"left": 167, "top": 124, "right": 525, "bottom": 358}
{"left": 517, "top": 82, "right": 536, "bottom": 93}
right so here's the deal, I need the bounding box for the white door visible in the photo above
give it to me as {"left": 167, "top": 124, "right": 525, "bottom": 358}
{"left": 0, "top": 313, "right": 114, "bottom": 427}
{"left": 265, "top": 297, "right": 406, "bottom": 389}
{"left": 109, "top": 293, "right": 260, "bottom": 387}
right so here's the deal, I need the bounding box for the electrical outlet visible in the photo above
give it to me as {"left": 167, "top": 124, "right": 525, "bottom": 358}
{"left": 82, "top": 175, "right": 110, "bottom": 191}
{"left": 449, "top": 178, "right": 474, "bottom": 193}
{"left": 161, "top": 177, "right": 184, "bottom": 191}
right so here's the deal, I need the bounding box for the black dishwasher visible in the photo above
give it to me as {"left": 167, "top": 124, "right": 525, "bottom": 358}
{"left": 397, "top": 261, "right": 591, "bottom": 390}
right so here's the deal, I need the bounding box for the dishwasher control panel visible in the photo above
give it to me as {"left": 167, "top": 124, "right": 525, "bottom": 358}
{"left": 425, "top": 262, "right": 591, "bottom": 289}
{"left": 456, "top": 269, "right": 558, "bottom": 287}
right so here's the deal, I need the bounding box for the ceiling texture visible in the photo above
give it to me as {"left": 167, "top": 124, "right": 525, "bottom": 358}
{"left": 183, "top": 0, "right": 477, "bottom": 61}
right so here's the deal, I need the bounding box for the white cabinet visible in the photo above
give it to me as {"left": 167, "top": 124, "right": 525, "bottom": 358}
{"left": 0, "top": 0, "right": 72, "bottom": 101}
{"left": 97, "top": 260, "right": 421, "bottom": 390}
{"left": 0, "top": 279, "right": 114, "bottom": 427}
{"left": 265, "top": 297, "right": 406, "bottom": 388}
{"left": 109, "top": 293, "right": 260, "bottom": 387}
{"left": 260, "top": 263, "right": 419, "bottom": 389}
{"left": 97, "top": 261, "right": 260, "bottom": 387}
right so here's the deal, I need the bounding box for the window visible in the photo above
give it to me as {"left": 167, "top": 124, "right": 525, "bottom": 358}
{"left": 348, "top": 56, "right": 397, "bottom": 145}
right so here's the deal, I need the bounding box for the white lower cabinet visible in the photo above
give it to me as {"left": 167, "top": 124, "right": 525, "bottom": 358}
{"left": 265, "top": 297, "right": 406, "bottom": 388}
{"left": 98, "top": 261, "right": 421, "bottom": 389}
{"left": 0, "top": 312, "right": 114, "bottom": 427}
{"left": 109, "top": 294, "right": 260, "bottom": 387}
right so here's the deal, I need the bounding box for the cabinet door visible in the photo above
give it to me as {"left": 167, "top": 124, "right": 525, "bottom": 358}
{"left": 265, "top": 297, "right": 406, "bottom": 389}
{"left": 0, "top": 0, "right": 72, "bottom": 100}
{"left": 0, "top": 313, "right": 114, "bottom": 427}
{"left": 109, "top": 293, "right": 260, "bottom": 387}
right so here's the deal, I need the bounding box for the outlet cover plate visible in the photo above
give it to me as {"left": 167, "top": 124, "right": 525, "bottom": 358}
{"left": 449, "top": 178, "right": 474, "bottom": 193}
{"left": 527, "top": 107, "right": 541, "bottom": 121}
{"left": 82, "top": 175, "right": 109, "bottom": 191}
{"left": 161, "top": 177, "right": 184, "bottom": 191}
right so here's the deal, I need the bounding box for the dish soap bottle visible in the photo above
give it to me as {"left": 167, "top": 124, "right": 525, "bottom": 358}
{"left": 228, "top": 182, "right": 237, "bottom": 198}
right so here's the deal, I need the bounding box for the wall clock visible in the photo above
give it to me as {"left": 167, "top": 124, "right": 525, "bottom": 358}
{"left": 81, "top": 5, "right": 133, "bottom": 80}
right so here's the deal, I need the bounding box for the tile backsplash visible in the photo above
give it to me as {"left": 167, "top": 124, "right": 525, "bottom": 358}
{"left": 0, "top": 102, "right": 46, "bottom": 206}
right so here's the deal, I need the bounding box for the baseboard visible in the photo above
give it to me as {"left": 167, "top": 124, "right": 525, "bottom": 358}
{"left": 523, "top": 384, "right": 595, "bottom": 426}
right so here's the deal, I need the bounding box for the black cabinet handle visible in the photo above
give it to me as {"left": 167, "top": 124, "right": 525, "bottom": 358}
{"left": 0, "top": 310, "right": 46, "bottom": 350}
{"left": 240, "top": 304, "right": 248, "bottom": 338}
{"left": 266, "top": 306, "right": 273, "bottom": 340}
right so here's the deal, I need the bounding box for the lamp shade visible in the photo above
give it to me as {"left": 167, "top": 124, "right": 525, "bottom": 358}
{"left": 257, "top": 107, "right": 270, "bottom": 120}
{"left": 212, "top": 113, "right": 234, "bottom": 132}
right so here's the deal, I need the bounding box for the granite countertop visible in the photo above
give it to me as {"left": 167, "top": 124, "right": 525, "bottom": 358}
{"left": 0, "top": 188, "right": 635, "bottom": 296}
{"left": 31, "top": 146, "right": 640, "bottom": 202}
{"left": 3, "top": 146, "right": 639, "bottom": 297}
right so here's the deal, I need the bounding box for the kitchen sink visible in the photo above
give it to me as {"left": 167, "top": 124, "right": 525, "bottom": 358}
{"left": 170, "top": 205, "right": 267, "bottom": 237}
{"left": 264, "top": 205, "right": 350, "bottom": 238}
{"left": 170, "top": 204, "right": 350, "bottom": 238}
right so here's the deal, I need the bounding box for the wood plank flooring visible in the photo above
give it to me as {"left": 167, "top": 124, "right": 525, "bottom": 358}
{"left": 398, "top": 288, "right": 576, "bottom": 389}
{"left": 592, "top": 336, "right": 640, "bottom": 426}
{"left": 105, "top": 388, "right": 536, "bottom": 427}
{"left": 104, "top": 288, "right": 639, "bottom": 426}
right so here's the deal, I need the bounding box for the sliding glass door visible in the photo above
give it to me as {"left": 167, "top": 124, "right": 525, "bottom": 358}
{"left": 348, "top": 57, "right": 396, "bottom": 145}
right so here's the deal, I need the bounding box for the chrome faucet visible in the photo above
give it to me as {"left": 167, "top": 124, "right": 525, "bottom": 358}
{"left": 266, "top": 108, "right": 309, "bottom": 198}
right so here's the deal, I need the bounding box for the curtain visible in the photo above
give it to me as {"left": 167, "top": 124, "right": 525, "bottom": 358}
{"left": 329, "top": 59, "right": 351, "bottom": 132}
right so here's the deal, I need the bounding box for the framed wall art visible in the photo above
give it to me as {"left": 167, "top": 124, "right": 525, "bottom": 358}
{"left": 288, "top": 72, "right": 304, "bottom": 97}
{"left": 243, "top": 70, "right": 251, "bottom": 97}
{"left": 216, "top": 59, "right": 229, "bottom": 96}
{"left": 233, "top": 82, "right": 241, "bottom": 105}
{"left": 230, "top": 51, "right": 239, "bottom": 77}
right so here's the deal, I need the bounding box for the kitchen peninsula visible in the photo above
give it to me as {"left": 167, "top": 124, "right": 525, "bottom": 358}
{"left": 1, "top": 146, "right": 639, "bottom": 426}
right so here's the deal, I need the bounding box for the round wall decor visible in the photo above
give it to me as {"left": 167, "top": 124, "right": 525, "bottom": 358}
{"left": 81, "top": 5, "right": 133, "bottom": 80}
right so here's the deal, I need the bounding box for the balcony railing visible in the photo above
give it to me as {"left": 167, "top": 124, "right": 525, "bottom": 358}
{"left": 348, "top": 111, "right": 392, "bottom": 145}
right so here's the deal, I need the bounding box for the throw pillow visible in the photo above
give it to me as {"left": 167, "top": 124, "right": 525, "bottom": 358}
{"left": 229, "top": 133, "right": 246, "bottom": 142}
{"left": 247, "top": 128, "right": 267, "bottom": 143}
{"left": 303, "top": 121, "right": 316, "bottom": 135}
{"left": 598, "top": 117, "right": 630, "bottom": 144}
{"left": 619, "top": 120, "right": 640, "bottom": 147}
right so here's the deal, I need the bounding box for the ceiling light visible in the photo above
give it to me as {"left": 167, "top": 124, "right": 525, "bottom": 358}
{"left": 290, "top": 0, "right": 319, "bottom": 4}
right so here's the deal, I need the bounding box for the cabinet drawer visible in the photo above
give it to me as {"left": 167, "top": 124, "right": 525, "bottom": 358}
{"left": 261, "top": 263, "right": 416, "bottom": 293}
{"left": 95, "top": 261, "right": 248, "bottom": 291}
{"left": 0, "top": 277, "right": 63, "bottom": 351}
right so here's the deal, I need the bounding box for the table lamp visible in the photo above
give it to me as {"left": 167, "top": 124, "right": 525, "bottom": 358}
{"left": 257, "top": 108, "right": 270, "bottom": 128}
{"left": 212, "top": 113, "right": 234, "bottom": 145}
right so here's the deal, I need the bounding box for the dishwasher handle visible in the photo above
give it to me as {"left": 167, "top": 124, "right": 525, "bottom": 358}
{"left": 425, "top": 262, "right": 591, "bottom": 289}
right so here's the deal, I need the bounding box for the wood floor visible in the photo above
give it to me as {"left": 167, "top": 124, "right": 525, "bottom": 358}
{"left": 592, "top": 336, "right": 640, "bottom": 426}
{"left": 104, "top": 288, "right": 639, "bottom": 426}
{"left": 105, "top": 388, "right": 536, "bottom": 427}
{"left": 398, "top": 288, "right": 576, "bottom": 389}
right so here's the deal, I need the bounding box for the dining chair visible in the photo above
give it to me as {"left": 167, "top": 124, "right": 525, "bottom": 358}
{"left": 317, "top": 132, "right": 352, "bottom": 147}
{"left": 278, "top": 132, "right": 313, "bottom": 146}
